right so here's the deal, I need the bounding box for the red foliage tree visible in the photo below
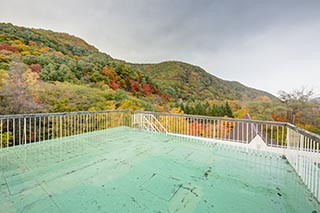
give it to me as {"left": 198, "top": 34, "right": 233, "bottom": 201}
{"left": 160, "top": 93, "right": 171, "bottom": 100}
{"left": 29, "top": 64, "right": 42, "bottom": 73}
{"left": 0, "top": 43, "right": 19, "bottom": 53}
{"left": 132, "top": 81, "right": 140, "bottom": 92}
{"left": 109, "top": 81, "right": 120, "bottom": 90}
{"left": 143, "top": 84, "right": 152, "bottom": 95}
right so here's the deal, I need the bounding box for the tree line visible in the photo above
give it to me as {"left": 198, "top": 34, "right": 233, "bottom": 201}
{"left": 176, "top": 101, "right": 234, "bottom": 118}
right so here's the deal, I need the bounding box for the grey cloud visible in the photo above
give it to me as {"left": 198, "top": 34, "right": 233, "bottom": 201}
{"left": 1, "top": 0, "right": 320, "bottom": 95}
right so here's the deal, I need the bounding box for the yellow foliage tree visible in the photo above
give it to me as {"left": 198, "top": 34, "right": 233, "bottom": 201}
{"left": 101, "top": 66, "right": 119, "bottom": 81}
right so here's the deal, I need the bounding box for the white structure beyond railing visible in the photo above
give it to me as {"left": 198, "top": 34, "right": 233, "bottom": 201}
{"left": 0, "top": 110, "right": 319, "bottom": 202}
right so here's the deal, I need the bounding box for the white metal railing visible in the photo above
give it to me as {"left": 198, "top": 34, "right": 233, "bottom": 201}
{"left": 285, "top": 123, "right": 320, "bottom": 201}
{"left": 1, "top": 109, "right": 319, "bottom": 202}
{"left": 0, "top": 110, "right": 132, "bottom": 149}
{"left": 134, "top": 111, "right": 320, "bottom": 202}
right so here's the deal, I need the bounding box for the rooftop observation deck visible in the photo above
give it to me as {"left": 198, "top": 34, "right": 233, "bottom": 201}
{"left": 0, "top": 110, "right": 320, "bottom": 212}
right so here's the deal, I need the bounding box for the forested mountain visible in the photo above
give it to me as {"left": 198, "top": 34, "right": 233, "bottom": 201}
{"left": 0, "top": 22, "right": 274, "bottom": 115}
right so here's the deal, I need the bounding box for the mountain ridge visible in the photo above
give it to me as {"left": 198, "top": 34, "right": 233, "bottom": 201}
{"left": 0, "top": 22, "right": 275, "bottom": 114}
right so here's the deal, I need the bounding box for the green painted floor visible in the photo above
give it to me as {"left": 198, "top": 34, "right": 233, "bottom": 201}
{"left": 0, "top": 127, "right": 319, "bottom": 212}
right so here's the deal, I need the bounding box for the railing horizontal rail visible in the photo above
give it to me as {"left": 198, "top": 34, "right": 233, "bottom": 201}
{"left": 0, "top": 110, "right": 131, "bottom": 119}
{"left": 134, "top": 110, "right": 288, "bottom": 126}
{"left": 287, "top": 123, "right": 320, "bottom": 142}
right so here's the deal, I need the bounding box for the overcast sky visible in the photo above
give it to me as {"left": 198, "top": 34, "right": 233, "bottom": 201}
{"left": 1, "top": 0, "right": 320, "bottom": 96}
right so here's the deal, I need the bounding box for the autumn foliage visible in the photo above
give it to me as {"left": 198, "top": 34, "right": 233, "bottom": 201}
{"left": 142, "top": 84, "right": 152, "bottom": 95}
{"left": 29, "top": 64, "right": 42, "bottom": 73}
{"left": 0, "top": 43, "right": 19, "bottom": 53}
{"left": 109, "top": 81, "right": 120, "bottom": 90}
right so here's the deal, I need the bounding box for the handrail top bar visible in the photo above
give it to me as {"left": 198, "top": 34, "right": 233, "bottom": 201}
{"left": 0, "top": 109, "right": 131, "bottom": 119}
{"left": 134, "top": 110, "right": 287, "bottom": 125}
{"left": 286, "top": 123, "right": 320, "bottom": 142}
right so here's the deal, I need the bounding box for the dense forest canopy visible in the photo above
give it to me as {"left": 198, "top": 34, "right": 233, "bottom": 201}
{"left": 0, "top": 23, "right": 319, "bottom": 134}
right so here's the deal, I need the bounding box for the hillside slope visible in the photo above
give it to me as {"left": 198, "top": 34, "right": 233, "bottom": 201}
{"left": 132, "top": 61, "right": 274, "bottom": 101}
{"left": 0, "top": 22, "right": 275, "bottom": 114}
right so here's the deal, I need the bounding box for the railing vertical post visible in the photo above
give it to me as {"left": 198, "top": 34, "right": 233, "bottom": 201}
{"left": 85, "top": 114, "right": 88, "bottom": 133}
{"left": 303, "top": 138, "right": 307, "bottom": 183}
{"left": 52, "top": 116, "right": 55, "bottom": 139}
{"left": 205, "top": 118, "right": 209, "bottom": 138}
{"left": 271, "top": 125, "right": 273, "bottom": 146}
{"left": 24, "top": 117, "right": 27, "bottom": 146}
{"left": 276, "top": 126, "right": 279, "bottom": 147}
{"left": 317, "top": 142, "right": 320, "bottom": 201}
{"left": 298, "top": 134, "right": 304, "bottom": 175}
{"left": 176, "top": 116, "right": 179, "bottom": 134}
{"left": 165, "top": 115, "right": 168, "bottom": 132}
{"left": 236, "top": 121, "right": 239, "bottom": 141}
{"left": 75, "top": 114, "right": 78, "bottom": 135}
{"left": 82, "top": 114, "right": 85, "bottom": 133}
{"left": 312, "top": 140, "right": 315, "bottom": 195}
{"left": 29, "top": 117, "right": 31, "bottom": 143}
{"left": 79, "top": 114, "right": 84, "bottom": 134}
{"left": 12, "top": 119, "right": 15, "bottom": 146}
{"left": 60, "top": 116, "right": 62, "bottom": 139}
{"left": 75, "top": 114, "right": 78, "bottom": 134}
{"left": 34, "top": 117, "right": 36, "bottom": 143}
{"left": 250, "top": 122, "right": 253, "bottom": 142}
{"left": 42, "top": 117, "right": 45, "bottom": 141}
{"left": 287, "top": 127, "right": 291, "bottom": 149}
{"left": 246, "top": 122, "right": 249, "bottom": 152}
{"left": 88, "top": 113, "right": 91, "bottom": 132}
{"left": 224, "top": 121, "right": 227, "bottom": 140}
{"left": 64, "top": 115, "right": 67, "bottom": 137}
{"left": 0, "top": 119, "right": 2, "bottom": 150}
{"left": 233, "top": 121, "right": 236, "bottom": 141}
{"left": 6, "top": 119, "right": 9, "bottom": 147}
{"left": 299, "top": 134, "right": 304, "bottom": 151}
{"left": 307, "top": 138, "right": 311, "bottom": 189}
{"left": 213, "top": 120, "right": 216, "bottom": 139}
{"left": 171, "top": 116, "right": 177, "bottom": 133}
{"left": 265, "top": 124, "right": 268, "bottom": 146}
{"left": 66, "top": 115, "right": 68, "bottom": 136}
{"left": 77, "top": 114, "right": 79, "bottom": 135}
{"left": 38, "top": 117, "right": 41, "bottom": 142}
{"left": 186, "top": 117, "right": 188, "bottom": 136}
{"left": 18, "top": 118, "right": 21, "bottom": 145}
{"left": 81, "top": 114, "right": 84, "bottom": 133}
{"left": 105, "top": 113, "right": 108, "bottom": 129}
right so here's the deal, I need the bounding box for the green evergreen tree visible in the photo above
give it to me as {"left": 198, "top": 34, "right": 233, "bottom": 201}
{"left": 224, "top": 101, "right": 234, "bottom": 117}
{"left": 184, "top": 103, "right": 190, "bottom": 114}
{"left": 195, "top": 102, "right": 204, "bottom": 115}
{"left": 204, "top": 101, "right": 210, "bottom": 115}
